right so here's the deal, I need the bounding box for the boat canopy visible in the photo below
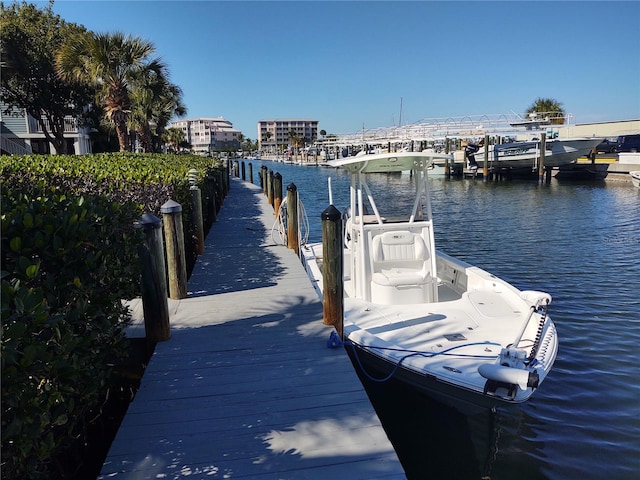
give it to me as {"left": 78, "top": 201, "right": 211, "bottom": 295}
{"left": 328, "top": 151, "right": 453, "bottom": 174}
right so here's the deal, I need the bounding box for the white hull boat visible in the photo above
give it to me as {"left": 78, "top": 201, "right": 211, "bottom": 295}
{"left": 301, "top": 151, "right": 558, "bottom": 411}
{"left": 468, "top": 137, "right": 601, "bottom": 171}
{"left": 630, "top": 171, "right": 640, "bottom": 188}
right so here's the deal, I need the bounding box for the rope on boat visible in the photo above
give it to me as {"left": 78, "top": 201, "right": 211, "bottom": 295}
{"left": 344, "top": 339, "right": 501, "bottom": 384}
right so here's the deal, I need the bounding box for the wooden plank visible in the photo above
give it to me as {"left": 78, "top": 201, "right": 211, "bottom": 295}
{"left": 101, "top": 177, "right": 405, "bottom": 479}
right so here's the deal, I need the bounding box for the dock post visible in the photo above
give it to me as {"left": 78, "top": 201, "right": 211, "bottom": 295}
{"left": 321, "top": 205, "right": 344, "bottom": 338}
{"left": 248, "top": 163, "right": 253, "bottom": 184}
{"left": 161, "top": 200, "right": 188, "bottom": 299}
{"left": 267, "top": 170, "right": 274, "bottom": 208}
{"left": 483, "top": 134, "right": 490, "bottom": 181}
{"left": 261, "top": 166, "right": 268, "bottom": 195}
{"left": 261, "top": 165, "right": 269, "bottom": 197}
{"left": 286, "top": 183, "right": 299, "bottom": 256}
{"left": 135, "top": 213, "right": 170, "bottom": 343}
{"left": 538, "top": 132, "right": 546, "bottom": 183}
{"left": 273, "top": 172, "right": 283, "bottom": 218}
{"left": 444, "top": 137, "right": 451, "bottom": 177}
{"left": 241, "top": 161, "right": 246, "bottom": 181}
{"left": 190, "top": 186, "right": 205, "bottom": 255}
{"left": 206, "top": 174, "right": 217, "bottom": 223}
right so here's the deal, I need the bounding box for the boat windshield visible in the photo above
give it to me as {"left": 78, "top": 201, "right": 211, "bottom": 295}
{"left": 355, "top": 170, "right": 430, "bottom": 224}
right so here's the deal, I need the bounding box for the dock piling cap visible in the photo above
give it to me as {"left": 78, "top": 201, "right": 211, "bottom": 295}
{"left": 161, "top": 199, "right": 182, "bottom": 214}
{"left": 135, "top": 212, "right": 162, "bottom": 229}
{"left": 321, "top": 204, "right": 341, "bottom": 221}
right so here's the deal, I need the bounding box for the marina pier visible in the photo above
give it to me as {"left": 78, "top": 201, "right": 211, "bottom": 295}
{"left": 99, "top": 175, "right": 405, "bottom": 479}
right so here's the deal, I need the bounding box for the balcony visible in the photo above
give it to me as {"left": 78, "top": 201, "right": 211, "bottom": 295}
{"left": 28, "top": 115, "right": 79, "bottom": 134}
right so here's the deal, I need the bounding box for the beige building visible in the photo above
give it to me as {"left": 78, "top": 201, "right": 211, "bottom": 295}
{"left": 557, "top": 119, "right": 640, "bottom": 140}
{"left": 169, "top": 117, "right": 241, "bottom": 154}
{"left": 258, "top": 119, "right": 319, "bottom": 153}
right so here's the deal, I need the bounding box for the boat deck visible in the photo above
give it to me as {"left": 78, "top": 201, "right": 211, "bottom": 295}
{"left": 100, "top": 177, "right": 405, "bottom": 479}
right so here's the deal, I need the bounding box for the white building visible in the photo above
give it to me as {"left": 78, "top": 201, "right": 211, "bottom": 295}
{"left": 0, "top": 103, "right": 92, "bottom": 155}
{"left": 169, "top": 117, "right": 241, "bottom": 154}
{"left": 258, "top": 119, "right": 319, "bottom": 153}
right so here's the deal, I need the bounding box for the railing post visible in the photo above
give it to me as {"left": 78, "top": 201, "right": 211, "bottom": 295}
{"left": 135, "top": 213, "right": 170, "bottom": 342}
{"left": 321, "top": 205, "right": 343, "bottom": 337}
{"left": 190, "top": 186, "right": 205, "bottom": 254}
{"left": 273, "top": 172, "right": 283, "bottom": 217}
{"left": 161, "top": 200, "right": 188, "bottom": 299}
{"left": 286, "top": 183, "right": 299, "bottom": 256}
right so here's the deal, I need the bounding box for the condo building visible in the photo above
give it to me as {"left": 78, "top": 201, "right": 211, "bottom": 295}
{"left": 169, "top": 117, "right": 241, "bottom": 154}
{"left": 0, "top": 103, "right": 92, "bottom": 155}
{"left": 258, "top": 119, "right": 318, "bottom": 153}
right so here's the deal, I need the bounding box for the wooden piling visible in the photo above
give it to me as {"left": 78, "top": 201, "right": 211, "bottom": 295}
{"left": 286, "top": 183, "right": 299, "bottom": 256}
{"left": 445, "top": 137, "right": 451, "bottom": 177}
{"left": 161, "top": 200, "right": 188, "bottom": 299}
{"left": 321, "top": 205, "right": 344, "bottom": 337}
{"left": 273, "top": 172, "right": 283, "bottom": 217}
{"left": 190, "top": 186, "right": 205, "bottom": 255}
{"left": 261, "top": 166, "right": 268, "bottom": 195}
{"left": 248, "top": 163, "right": 253, "bottom": 184}
{"left": 207, "top": 174, "right": 217, "bottom": 223}
{"left": 241, "top": 161, "right": 246, "bottom": 181}
{"left": 267, "top": 170, "right": 274, "bottom": 207}
{"left": 483, "top": 134, "right": 490, "bottom": 180}
{"left": 538, "top": 132, "right": 547, "bottom": 183}
{"left": 135, "top": 213, "right": 170, "bottom": 342}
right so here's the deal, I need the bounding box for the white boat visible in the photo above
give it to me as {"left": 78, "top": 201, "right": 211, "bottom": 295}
{"left": 301, "top": 151, "right": 558, "bottom": 411}
{"left": 630, "top": 171, "right": 640, "bottom": 188}
{"left": 467, "top": 137, "right": 602, "bottom": 171}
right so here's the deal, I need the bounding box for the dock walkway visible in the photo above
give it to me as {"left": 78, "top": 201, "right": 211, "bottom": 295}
{"left": 99, "top": 177, "right": 405, "bottom": 479}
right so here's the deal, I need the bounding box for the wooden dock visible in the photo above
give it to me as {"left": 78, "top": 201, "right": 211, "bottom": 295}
{"left": 99, "top": 177, "right": 406, "bottom": 479}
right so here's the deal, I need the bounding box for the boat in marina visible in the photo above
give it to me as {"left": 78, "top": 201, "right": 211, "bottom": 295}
{"left": 301, "top": 151, "right": 558, "bottom": 411}
{"left": 630, "top": 171, "right": 640, "bottom": 188}
{"left": 466, "top": 137, "right": 602, "bottom": 172}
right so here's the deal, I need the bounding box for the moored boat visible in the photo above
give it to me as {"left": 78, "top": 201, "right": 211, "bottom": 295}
{"left": 466, "top": 137, "right": 602, "bottom": 172}
{"left": 301, "top": 151, "right": 558, "bottom": 411}
{"left": 630, "top": 171, "right": 640, "bottom": 188}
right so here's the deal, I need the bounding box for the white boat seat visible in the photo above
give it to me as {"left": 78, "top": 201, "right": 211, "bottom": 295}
{"left": 371, "top": 230, "right": 431, "bottom": 287}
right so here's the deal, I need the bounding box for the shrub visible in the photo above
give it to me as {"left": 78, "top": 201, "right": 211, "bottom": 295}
{"left": 0, "top": 153, "right": 225, "bottom": 478}
{"left": 1, "top": 189, "right": 141, "bottom": 478}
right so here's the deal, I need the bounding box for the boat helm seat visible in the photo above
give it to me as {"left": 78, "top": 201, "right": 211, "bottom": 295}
{"left": 370, "top": 230, "right": 432, "bottom": 304}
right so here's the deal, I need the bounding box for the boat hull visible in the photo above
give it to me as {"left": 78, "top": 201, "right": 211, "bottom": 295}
{"left": 346, "top": 341, "right": 529, "bottom": 413}
{"left": 472, "top": 138, "right": 602, "bottom": 171}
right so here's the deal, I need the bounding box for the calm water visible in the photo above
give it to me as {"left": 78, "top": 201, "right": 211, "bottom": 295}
{"left": 251, "top": 160, "right": 640, "bottom": 480}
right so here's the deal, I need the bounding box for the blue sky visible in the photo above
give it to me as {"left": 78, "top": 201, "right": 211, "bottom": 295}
{"left": 40, "top": 0, "right": 640, "bottom": 139}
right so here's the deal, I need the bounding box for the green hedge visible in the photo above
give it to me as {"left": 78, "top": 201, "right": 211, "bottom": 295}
{"left": 0, "top": 153, "right": 226, "bottom": 479}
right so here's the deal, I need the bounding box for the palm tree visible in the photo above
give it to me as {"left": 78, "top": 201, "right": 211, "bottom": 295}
{"left": 129, "top": 68, "right": 185, "bottom": 152}
{"left": 162, "top": 127, "right": 185, "bottom": 153}
{"left": 56, "top": 31, "right": 164, "bottom": 152}
{"left": 525, "top": 98, "right": 566, "bottom": 125}
{"left": 151, "top": 83, "right": 186, "bottom": 152}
